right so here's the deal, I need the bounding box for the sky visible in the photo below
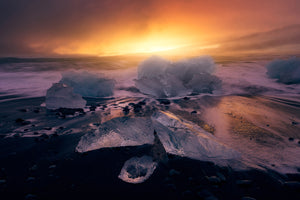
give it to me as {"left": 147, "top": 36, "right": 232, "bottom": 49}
{"left": 1, "top": 0, "right": 300, "bottom": 57}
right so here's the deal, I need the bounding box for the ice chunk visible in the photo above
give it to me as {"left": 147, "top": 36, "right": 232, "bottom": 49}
{"left": 60, "top": 71, "right": 115, "bottom": 97}
{"left": 76, "top": 117, "right": 155, "bottom": 152}
{"left": 135, "top": 75, "right": 190, "bottom": 98}
{"left": 266, "top": 57, "right": 300, "bottom": 84}
{"left": 135, "top": 56, "right": 221, "bottom": 97}
{"left": 151, "top": 111, "right": 239, "bottom": 161}
{"left": 118, "top": 156, "right": 157, "bottom": 184}
{"left": 45, "top": 83, "right": 86, "bottom": 109}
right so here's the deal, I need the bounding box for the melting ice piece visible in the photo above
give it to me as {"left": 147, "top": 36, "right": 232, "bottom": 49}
{"left": 76, "top": 117, "right": 155, "bottom": 152}
{"left": 135, "top": 56, "right": 221, "bottom": 97}
{"left": 118, "top": 156, "right": 157, "bottom": 184}
{"left": 45, "top": 83, "right": 86, "bottom": 109}
{"left": 151, "top": 111, "right": 239, "bottom": 162}
{"left": 60, "top": 71, "right": 115, "bottom": 97}
{"left": 266, "top": 57, "right": 300, "bottom": 84}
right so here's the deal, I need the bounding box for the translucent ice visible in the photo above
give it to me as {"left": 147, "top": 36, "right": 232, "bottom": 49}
{"left": 118, "top": 156, "right": 157, "bottom": 184}
{"left": 151, "top": 111, "right": 239, "bottom": 161}
{"left": 76, "top": 117, "right": 155, "bottom": 152}
{"left": 266, "top": 57, "right": 300, "bottom": 84}
{"left": 45, "top": 83, "right": 86, "bottom": 109}
{"left": 135, "top": 56, "right": 221, "bottom": 97}
{"left": 60, "top": 71, "right": 115, "bottom": 97}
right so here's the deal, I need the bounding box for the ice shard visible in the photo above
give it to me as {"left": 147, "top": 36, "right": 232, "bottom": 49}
{"left": 151, "top": 111, "right": 239, "bottom": 161}
{"left": 76, "top": 117, "right": 155, "bottom": 152}
{"left": 118, "top": 156, "right": 157, "bottom": 184}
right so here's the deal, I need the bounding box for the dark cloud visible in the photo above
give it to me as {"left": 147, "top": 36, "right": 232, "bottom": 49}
{"left": 221, "top": 25, "right": 300, "bottom": 51}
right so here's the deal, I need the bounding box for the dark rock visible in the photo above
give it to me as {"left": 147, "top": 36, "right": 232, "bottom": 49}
{"left": 89, "top": 105, "right": 96, "bottom": 111}
{"left": 291, "top": 121, "right": 298, "bottom": 125}
{"left": 266, "top": 124, "right": 270, "bottom": 127}
{"left": 15, "top": 118, "right": 31, "bottom": 125}
{"left": 183, "top": 97, "right": 190, "bottom": 100}
{"left": 191, "top": 110, "right": 197, "bottom": 114}
{"left": 133, "top": 104, "right": 142, "bottom": 113}
{"left": 43, "top": 127, "right": 52, "bottom": 131}
{"left": 138, "top": 101, "right": 146, "bottom": 106}
{"left": 288, "top": 137, "right": 294, "bottom": 141}
{"left": 123, "top": 106, "right": 130, "bottom": 115}
{"left": 55, "top": 108, "right": 85, "bottom": 116}
{"left": 157, "top": 99, "right": 171, "bottom": 105}
{"left": 33, "top": 132, "right": 39, "bottom": 135}
{"left": 19, "top": 108, "right": 28, "bottom": 112}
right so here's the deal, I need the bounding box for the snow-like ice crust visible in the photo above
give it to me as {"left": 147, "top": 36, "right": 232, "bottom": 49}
{"left": 135, "top": 56, "right": 221, "bottom": 97}
{"left": 60, "top": 71, "right": 115, "bottom": 97}
{"left": 76, "top": 117, "right": 155, "bottom": 152}
{"left": 266, "top": 57, "right": 300, "bottom": 84}
{"left": 151, "top": 111, "right": 240, "bottom": 161}
{"left": 118, "top": 156, "right": 157, "bottom": 184}
{"left": 45, "top": 83, "right": 86, "bottom": 109}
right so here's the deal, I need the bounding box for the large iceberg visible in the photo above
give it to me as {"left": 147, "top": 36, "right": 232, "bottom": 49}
{"left": 60, "top": 71, "right": 115, "bottom": 97}
{"left": 118, "top": 156, "right": 157, "bottom": 184}
{"left": 151, "top": 111, "right": 239, "bottom": 161}
{"left": 76, "top": 117, "right": 155, "bottom": 153}
{"left": 45, "top": 83, "right": 86, "bottom": 109}
{"left": 135, "top": 56, "right": 221, "bottom": 97}
{"left": 266, "top": 57, "right": 300, "bottom": 84}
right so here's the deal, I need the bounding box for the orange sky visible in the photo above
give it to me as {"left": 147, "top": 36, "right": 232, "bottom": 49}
{"left": 0, "top": 0, "right": 300, "bottom": 57}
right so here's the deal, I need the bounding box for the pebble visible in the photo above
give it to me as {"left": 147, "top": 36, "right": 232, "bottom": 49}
{"left": 191, "top": 110, "right": 197, "bottom": 114}
{"left": 158, "top": 99, "right": 171, "bottom": 105}
{"left": 288, "top": 137, "right": 294, "bottom": 141}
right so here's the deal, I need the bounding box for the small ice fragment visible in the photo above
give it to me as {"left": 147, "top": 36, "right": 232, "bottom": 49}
{"left": 118, "top": 156, "right": 157, "bottom": 184}
{"left": 45, "top": 83, "right": 86, "bottom": 109}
